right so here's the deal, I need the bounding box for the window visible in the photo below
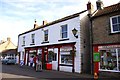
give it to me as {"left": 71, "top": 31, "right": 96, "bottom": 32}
{"left": 31, "top": 34, "right": 35, "bottom": 44}
{"left": 61, "top": 24, "right": 68, "bottom": 39}
{"left": 110, "top": 15, "right": 120, "bottom": 33}
{"left": 22, "top": 36, "right": 25, "bottom": 46}
{"left": 100, "top": 48, "right": 120, "bottom": 72}
{"left": 44, "top": 30, "right": 48, "bottom": 41}
{"left": 61, "top": 54, "right": 72, "bottom": 64}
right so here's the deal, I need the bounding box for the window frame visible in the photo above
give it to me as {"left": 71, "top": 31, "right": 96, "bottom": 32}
{"left": 22, "top": 36, "right": 25, "bottom": 46}
{"left": 99, "top": 48, "right": 120, "bottom": 72}
{"left": 61, "top": 24, "right": 68, "bottom": 39}
{"left": 31, "top": 34, "right": 35, "bottom": 44}
{"left": 44, "top": 29, "right": 48, "bottom": 42}
{"left": 110, "top": 15, "right": 120, "bottom": 33}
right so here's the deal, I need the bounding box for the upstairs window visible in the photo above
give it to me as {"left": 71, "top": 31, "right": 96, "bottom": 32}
{"left": 22, "top": 36, "right": 25, "bottom": 46}
{"left": 110, "top": 15, "right": 120, "bottom": 33}
{"left": 44, "top": 30, "right": 48, "bottom": 41}
{"left": 61, "top": 24, "right": 68, "bottom": 39}
{"left": 31, "top": 34, "right": 35, "bottom": 44}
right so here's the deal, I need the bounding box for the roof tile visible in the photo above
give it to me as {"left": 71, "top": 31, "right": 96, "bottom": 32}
{"left": 93, "top": 3, "right": 120, "bottom": 18}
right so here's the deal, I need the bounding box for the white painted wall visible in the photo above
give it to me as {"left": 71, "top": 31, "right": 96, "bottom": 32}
{"left": 18, "top": 11, "right": 89, "bottom": 73}
{"left": 18, "top": 16, "right": 80, "bottom": 51}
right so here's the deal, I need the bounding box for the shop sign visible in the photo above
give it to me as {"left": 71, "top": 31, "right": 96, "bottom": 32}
{"left": 93, "top": 52, "right": 100, "bottom": 62}
{"left": 60, "top": 47, "right": 72, "bottom": 52}
{"left": 29, "top": 50, "right": 36, "bottom": 53}
{"left": 98, "top": 45, "right": 120, "bottom": 49}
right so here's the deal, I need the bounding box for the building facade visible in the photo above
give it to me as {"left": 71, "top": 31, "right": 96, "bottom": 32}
{"left": 18, "top": 10, "right": 91, "bottom": 73}
{"left": 0, "top": 37, "right": 17, "bottom": 59}
{"left": 92, "top": 1, "right": 120, "bottom": 73}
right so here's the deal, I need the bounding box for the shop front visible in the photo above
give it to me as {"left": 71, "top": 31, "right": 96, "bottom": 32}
{"left": 23, "top": 42, "right": 76, "bottom": 72}
{"left": 94, "top": 44, "right": 120, "bottom": 72}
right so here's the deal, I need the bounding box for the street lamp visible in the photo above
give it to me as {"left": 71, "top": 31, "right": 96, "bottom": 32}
{"left": 72, "top": 28, "right": 78, "bottom": 38}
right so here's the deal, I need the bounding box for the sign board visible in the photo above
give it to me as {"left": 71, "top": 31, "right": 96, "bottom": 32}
{"left": 60, "top": 46, "right": 72, "bottom": 52}
{"left": 93, "top": 52, "right": 100, "bottom": 62}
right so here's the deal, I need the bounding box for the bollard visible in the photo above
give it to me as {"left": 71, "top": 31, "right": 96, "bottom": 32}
{"left": 94, "top": 72, "right": 98, "bottom": 80}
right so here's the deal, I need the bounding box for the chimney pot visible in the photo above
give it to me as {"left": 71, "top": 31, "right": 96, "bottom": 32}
{"left": 96, "top": 0, "right": 104, "bottom": 10}
{"left": 7, "top": 37, "right": 10, "bottom": 41}
{"left": 43, "top": 20, "right": 47, "bottom": 25}
{"left": 34, "top": 19, "right": 38, "bottom": 29}
{"left": 87, "top": 1, "right": 94, "bottom": 14}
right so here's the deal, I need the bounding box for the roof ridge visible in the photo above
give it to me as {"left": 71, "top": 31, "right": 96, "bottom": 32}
{"left": 92, "top": 2, "right": 120, "bottom": 18}
{"left": 104, "top": 2, "right": 120, "bottom": 9}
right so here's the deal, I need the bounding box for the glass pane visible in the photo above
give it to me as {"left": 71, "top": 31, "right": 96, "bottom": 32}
{"left": 45, "top": 30, "right": 48, "bottom": 34}
{"left": 100, "top": 49, "right": 117, "bottom": 70}
{"left": 62, "top": 25, "right": 67, "bottom": 32}
{"left": 113, "top": 24, "right": 119, "bottom": 31}
{"left": 112, "top": 17, "right": 117, "bottom": 24}
{"left": 45, "top": 35, "right": 48, "bottom": 41}
{"left": 62, "top": 32, "right": 67, "bottom": 38}
{"left": 118, "top": 24, "right": 120, "bottom": 31}
{"left": 61, "top": 55, "right": 72, "bottom": 64}
{"left": 118, "top": 49, "right": 120, "bottom": 71}
{"left": 118, "top": 16, "right": 120, "bottom": 23}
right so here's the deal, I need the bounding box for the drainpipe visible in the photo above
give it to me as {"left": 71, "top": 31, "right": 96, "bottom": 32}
{"left": 88, "top": 14, "right": 94, "bottom": 75}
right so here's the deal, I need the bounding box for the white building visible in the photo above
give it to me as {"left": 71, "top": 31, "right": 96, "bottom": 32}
{"left": 18, "top": 10, "right": 91, "bottom": 73}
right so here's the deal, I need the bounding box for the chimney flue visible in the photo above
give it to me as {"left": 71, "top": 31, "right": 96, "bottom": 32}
{"left": 7, "top": 37, "right": 10, "bottom": 41}
{"left": 96, "top": 0, "right": 104, "bottom": 10}
{"left": 34, "top": 19, "right": 38, "bottom": 29}
{"left": 43, "top": 20, "right": 47, "bottom": 25}
{"left": 87, "top": 1, "right": 94, "bottom": 14}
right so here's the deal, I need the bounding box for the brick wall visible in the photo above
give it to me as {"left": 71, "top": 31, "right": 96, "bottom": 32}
{"left": 92, "top": 12, "right": 120, "bottom": 45}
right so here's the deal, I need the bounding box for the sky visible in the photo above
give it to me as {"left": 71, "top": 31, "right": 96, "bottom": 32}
{"left": 0, "top": 0, "right": 120, "bottom": 45}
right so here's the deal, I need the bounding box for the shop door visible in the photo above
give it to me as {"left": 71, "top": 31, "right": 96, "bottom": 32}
{"left": 42, "top": 48, "right": 48, "bottom": 69}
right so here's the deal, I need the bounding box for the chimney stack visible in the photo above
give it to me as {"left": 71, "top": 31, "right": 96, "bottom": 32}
{"left": 7, "top": 37, "right": 11, "bottom": 41}
{"left": 87, "top": 1, "right": 94, "bottom": 15}
{"left": 43, "top": 20, "right": 47, "bottom": 25}
{"left": 96, "top": 0, "right": 104, "bottom": 10}
{"left": 34, "top": 19, "right": 39, "bottom": 29}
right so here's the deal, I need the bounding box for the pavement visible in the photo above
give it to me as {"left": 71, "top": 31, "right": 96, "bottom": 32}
{"left": 2, "top": 64, "right": 120, "bottom": 80}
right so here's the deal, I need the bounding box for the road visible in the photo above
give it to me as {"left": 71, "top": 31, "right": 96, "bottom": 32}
{"left": 1, "top": 64, "right": 93, "bottom": 80}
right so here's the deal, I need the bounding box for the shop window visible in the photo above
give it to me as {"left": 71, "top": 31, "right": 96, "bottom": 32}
{"left": 100, "top": 48, "right": 120, "bottom": 71}
{"left": 61, "top": 54, "right": 72, "bottom": 64}
{"left": 118, "top": 49, "right": 120, "bottom": 71}
{"left": 110, "top": 15, "right": 120, "bottom": 33}
{"left": 61, "top": 24, "right": 68, "bottom": 39}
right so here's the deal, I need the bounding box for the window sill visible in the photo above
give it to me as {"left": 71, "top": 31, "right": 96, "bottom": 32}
{"left": 30, "top": 43, "right": 35, "bottom": 45}
{"left": 58, "top": 38, "right": 69, "bottom": 41}
{"left": 41, "top": 41, "right": 49, "bottom": 44}
{"left": 109, "top": 32, "right": 120, "bottom": 35}
{"left": 59, "top": 64, "right": 73, "bottom": 67}
{"left": 22, "top": 45, "right": 25, "bottom": 47}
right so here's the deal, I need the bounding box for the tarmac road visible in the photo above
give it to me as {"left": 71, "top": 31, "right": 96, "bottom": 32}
{"left": 1, "top": 64, "right": 93, "bottom": 80}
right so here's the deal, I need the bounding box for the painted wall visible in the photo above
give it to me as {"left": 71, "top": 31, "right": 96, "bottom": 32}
{"left": 18, "top": 11, "right": 90, "bottom": 73}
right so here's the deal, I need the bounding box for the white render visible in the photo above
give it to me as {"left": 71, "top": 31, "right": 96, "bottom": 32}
{"left": 18, "top": 11, "right": 90, "bottom": 73}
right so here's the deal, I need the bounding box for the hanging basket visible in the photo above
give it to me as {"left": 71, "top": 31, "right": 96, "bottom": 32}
{"left": 70, "top": 50, "right": 76, "bottom": 57}
{"left": 48, "top": 51, "right": 55, "bottom": 57}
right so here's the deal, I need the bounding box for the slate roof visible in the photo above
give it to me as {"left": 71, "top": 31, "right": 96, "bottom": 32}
{"left": 93, "top": 3, "right": 120, "bottom": 18}
{"left": 19, "top": 10, "right": 87, "bottom": 36}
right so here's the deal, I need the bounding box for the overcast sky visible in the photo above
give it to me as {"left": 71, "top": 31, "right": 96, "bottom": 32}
{"left": 0, "top": 0, "right": 119, "bottom": 45}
